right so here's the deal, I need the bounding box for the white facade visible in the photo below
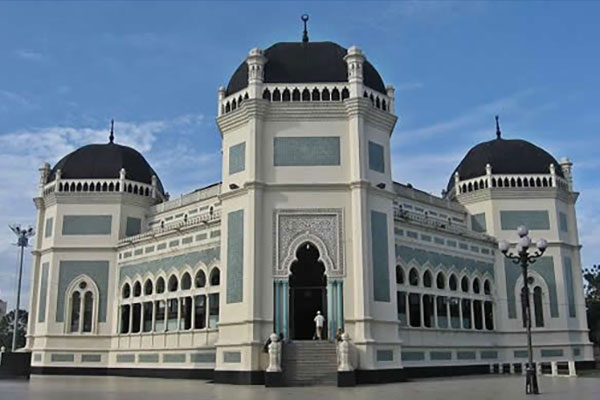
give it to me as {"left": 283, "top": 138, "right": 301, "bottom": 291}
{"left": 24, "top": 40, "right": 593, "bottom": 383}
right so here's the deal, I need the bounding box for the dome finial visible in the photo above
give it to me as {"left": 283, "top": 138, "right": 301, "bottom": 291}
{"left": 301, "top": 14, "right": 309, "bottom": 43}
{"left": 495, "top": 115, "right": 501, "bottom": 139}
{"left": 109, "top": 119, "right": 115, "bottom": 144}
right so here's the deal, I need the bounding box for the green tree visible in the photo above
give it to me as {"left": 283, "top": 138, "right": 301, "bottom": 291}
{"left": 583, "top": 264, "right": 600, "bottom": 344}
{"left": 0, "top": 310, "right": 28, "bottom": 350}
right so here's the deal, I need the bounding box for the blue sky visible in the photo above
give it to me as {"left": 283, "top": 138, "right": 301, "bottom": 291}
{"left": 1, "top": 1, "right": 599, "bottom": 309}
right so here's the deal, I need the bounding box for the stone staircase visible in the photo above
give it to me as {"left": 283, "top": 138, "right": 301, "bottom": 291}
{"left": 281, "top": 341, "right": 338, "bottom": 386}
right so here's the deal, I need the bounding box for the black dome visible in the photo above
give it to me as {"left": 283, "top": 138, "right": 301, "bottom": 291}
{"left": 48, "top": 143, "right": 164, "bottom": 193}
{"left": 447, "top": 137, "right": 563, "bottom": 193}
{"left": 226, "top": 41, "right": 386, "bottom": 96}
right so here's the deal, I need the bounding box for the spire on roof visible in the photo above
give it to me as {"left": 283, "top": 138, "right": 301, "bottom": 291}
{"left": 495, "top": 115, "right": 501, "bottom": 139}
{"left": 301, "top": 14, "right": 309, "bottom": 43}
{"left": 109, "top": 119, "right": 115, "bottom": 143}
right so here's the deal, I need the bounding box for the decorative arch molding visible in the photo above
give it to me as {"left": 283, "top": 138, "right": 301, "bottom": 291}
{"left": 273, "top": 208, "right": 344, "bottom": 278}
{"left": 64, "top": 274, "right": 100, "bottom": 334}
{"left": 514, "top": 270, "right": 552, "bottom": 326}
{"left": 281, "top": 232, "right": 335, "bottom": 277}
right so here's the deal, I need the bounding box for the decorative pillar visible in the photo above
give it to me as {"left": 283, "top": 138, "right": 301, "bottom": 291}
{"left": 266, "top": 333, "right": 282, "bottom": 372}
{"left": 485, "top": 163, "right": 492, "bottom": 188}
{"left": 433, "top": 295, "right": 438, "bottom": 328}
{"left": 119, "top": 168, "right": 126, "bottom": 192}
{"left": 343, "top": 46, "right": 365, "bottom": 98}
{"left": 217, "top": 86, "right": 226, "bottom": 116}
{"left": 38, "top": 162, "right": 50, "bottom": 196}
{"left": 274, "top": 281, "right": 281, "bottom": 335}
{"left": 327, "top": 281, "right": 334, "bottom": 340}
{"left": 151, "top": 175, "right": 158, "bottom": 199}
{"left": 568, "top": 361, "right": 576, "bottom": 376}
{"left": 454, "top": 171, "right": 461, "bottom": 195}
{"left": 560, "top": 157, "right": 574, "bottom": 191}
{"left": 246, "top": 48, "right": 267, "bottom": 99}
{"left": 336, "top": 281, "right": 343, "bottom": 331}
{"left": 549, "top": 163, "right": 557, "bottom": 187}
{"left": 282, "top": 281, "right": 289, "bottom": 340}
{"left": 386, "top": 85, "right": 395, "bottom": 114}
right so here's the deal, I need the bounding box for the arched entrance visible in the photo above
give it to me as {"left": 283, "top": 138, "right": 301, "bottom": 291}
{"left": 289, "top": 242, "right": 327, "bottom": 340}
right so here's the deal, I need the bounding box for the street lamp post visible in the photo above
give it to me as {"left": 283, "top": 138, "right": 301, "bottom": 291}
{"left": 9, "top": 225, "right": 35, "bottom": 352}
{"left": 499, "top": 225, "right": 547, "bottom": 395}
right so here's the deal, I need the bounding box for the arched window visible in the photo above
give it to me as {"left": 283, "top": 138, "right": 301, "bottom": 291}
{"left": 322, "top": 88, "right": 330, "bottom": 101}
{"left": 133, "top": 281, "right": 141, "bottom": 297}
{"left": 181, "top": 272, "right": 192, "bottom": 290}
{"left": 396, "top": 266, "right": 404, "bottom": 284}
{"left": 69, "top": 279, "right": 96, "bottom": 333}
{"left": 210, "top": 268, "right": 220, "bottom": 286}
{"left": 144, "top": 279, "right": 153, "bottom": 295}
{"left": 461, "top": 276, "right": 469, "bottom": 292}
{"left": 449, "top": 274, "right": 458, "bottom": 291}
{"left": 484, "top": 280, "right": 491, "bottom": 295}
{"left": 156, "top": 277, "right": 165, "bottom": 294}
{"left": 409, "top": 268, "right": 419, "bottom": 286}
{"left": 472, "top": 278, "right": 480, "bottom": 294}
{"left": 292, "top": 88, "right": 300, "bottom": 101}
{"left": 423, "top": 271, "right": 432, "bottom": 288}
{"left": 533, "top": 286, "right": 544, "bottom": 327}
{"left": 436, "top": 272, "right": 446, "bottom": 289}
{"left": 332, "top": 88, "right": 340, "bottom": 101}
{"left": 195, "top": 270, "right": 206, "bottom": 288}
{"left": 122, "top": 283, "right": 131, "bottom": 299}
{"left": 168, "top": 275, "right": 178, "bottom": 292}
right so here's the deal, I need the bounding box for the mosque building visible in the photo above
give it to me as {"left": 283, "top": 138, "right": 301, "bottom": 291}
{"left": 24, "top": 23, "right": 593, "bottom": 385}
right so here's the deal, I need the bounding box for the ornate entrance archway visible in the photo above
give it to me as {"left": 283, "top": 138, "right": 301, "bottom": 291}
{"left": 289, "top": 242, "right": 327, "bottom": 340}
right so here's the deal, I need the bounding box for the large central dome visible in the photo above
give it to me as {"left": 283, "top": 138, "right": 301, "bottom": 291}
{"left": 226, "top": 41, "right": 386, "bottom": 96}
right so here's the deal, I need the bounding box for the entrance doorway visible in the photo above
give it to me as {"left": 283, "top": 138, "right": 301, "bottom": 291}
{"left": 289, "top": 242, "right": 327, "bottom": 340}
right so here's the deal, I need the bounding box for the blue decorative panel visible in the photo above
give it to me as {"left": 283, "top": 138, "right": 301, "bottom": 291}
{"left": 459, "top": 243, "right": 468, "bottom": 250}
{"left": 169, "top": 240, "right": 179, "bottom": 247}
{"left": 274, "top": 137, "right": 340, "bottom": 166}
{"left": 145, "top": 246, "right": 155, "bottom": 253}
{"left": 563, "top": 257, "right": 576, "bottom": 318}
{"left": 395, "top": 245, "right": 495, "bottom": 278}
{"left": 500, "top": 210, "right": 550, "bottom": 230}
{"left": 406, "top": 231, "right": 418, "bottom": 239}
{"left": 457, "top": 351, "right": 476, "bottom": 360}
{"left": 182, "top": 236, "right": 193, "bottom": 244}
{"left": 223, "top": 351, "right": 241, "bottom": 363}
{"left": 229, "top": 142, "right": 246, "bottom": 175}
{"left": 138, "top": 354, "right": 159, "bottom": 363}
{"left": 44, "top": 217, "right": 53, "bottom": 238}
{"left": 573, "top": 347, "right": 581, "bottom": 357}
{"left": 116, "top": 354, "right": 135, "bottom": 363}
{"left": 471, "top": 213, "right": 487, "bottom": 233}
{"left": 514, "top": 350, "right": 528, "bottom": 358}
{"left": 157, "top": 243, "right": 167, "bottom": 250}
{"left": 163, "top": 353, "right": 186, "bottom": 363}
{"left": 420, "top": 234, "right": 432, "bottom": 242}
{"left": 33, "top": 354, "right": 42, "bottom": 362}
{"left": 431, "top": 351, "right": 452, "bottom": 360}
{"left": 196, "top": 233, "right": 207, "bottom": 241}
{"left": 211, "top": 230, "right": 221, "bottom": 238}
{"left": 371, "top": 211, "right": 390, "bottom": 302}
{"left": 57, "top": 261, "right": 109, "bottom": 322}
{"left": 541, "top": 349, "right": 563, "bottom": 358}
{"left": 125, "top": 217, "right": 141, "bottom": 237}
{"left": 81, "top": 354, "right": 101, "bottom": 363}
{"left": 401, "top": 352, "right": 425, "bottom": 361}
{"left": 446, "top": 240, "right": 457, "bottom": 247}
{"left": 227, "top": 210, "right": 244, "bottom": 303}
{"left": 481, "top": 351, "right": 498, "bottom": 359}
{"left": 62, "top": 215, "right": 112, "bottom": 235}
{"left": 504, "top": 257, "right": 558, "bottom": 319}
{"left": 376, "top": 350, "right": 394, "bottom": 362}
{"left": 119, "top": 248, "right": 220, "bottom": 283}
{"left": 51, "top": 353, "right": 74, "bottom": 362}
{"left": 190, "top": 353, "right": 216, "bottom": 363}
{"left": 559, "top": 212, "right": 568, "bottom": 232}
{"left": 368, "top": 141, "right": 385, "bottom": 173}
{"left": 434, "top": 237, "right": 445, "bottom": 245}
{"left": 38, "top": 262, "right": 49, "bottom": 323}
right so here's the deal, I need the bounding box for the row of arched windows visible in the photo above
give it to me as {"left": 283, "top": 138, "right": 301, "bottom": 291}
{"left": 67, "top": 278, "right": 98, "bottom": 334}
{"left": 57, "top": 181, "right": 152, "bottom": 197}
{"left": 396, "top": 265, "right": 495, "bottom": 331}
{"left": 459, "top": 176, "right": 554, "bottom": 194}
{"left": 262, "top": 86, "right": 350, "bottom": 103}
{"left": 119, "top": 268, "right": 220, "bottom": 335}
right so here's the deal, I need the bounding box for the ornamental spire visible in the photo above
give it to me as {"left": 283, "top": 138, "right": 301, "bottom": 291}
{"left": 495, "top": 115, "right": 501, "bottom": 139}
{"left": 301, "top": 14, "right": 309, "bottom": 43}
{"left": 109, "top": 119, "right": 115, "bottom": 143}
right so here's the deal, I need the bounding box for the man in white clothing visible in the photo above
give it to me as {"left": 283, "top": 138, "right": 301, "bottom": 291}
{"left": 313, "top": 311, "right": 325, "bottom": 340}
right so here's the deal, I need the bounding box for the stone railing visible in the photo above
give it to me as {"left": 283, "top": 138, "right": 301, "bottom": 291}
{"left": 394, "top": 208, "right": 494, "bottom": 243}
{"left": 117, "top": 209, "right": 221, "bottom": 246}
{"left": 455, "top": 173, "right": 568, "bottom": 196}
{"left": 43, "top": 178, "right": 159, "bottom": 199}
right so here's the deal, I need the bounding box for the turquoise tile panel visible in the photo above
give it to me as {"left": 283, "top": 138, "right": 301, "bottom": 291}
{"left": 541, "top": 349, "right": 563, "bottom": 358}
{"left": 190, "top": 353, "right": 216, "bottom": 363}
{"left": 223, "top": 351, "right": 241, "bottom": 363}
{"left": 51, "top": 353, "right": 74, "bottom": 362}
{"left": 62, "top": 215, "right": 112, "bottom": 235}
{"left": 57, "top": 261, "right": 109, "bottom": 322}
{"left": 227, "top": 210, "right": 244, "bottom": 303}
{"left": 229, "top": 142, "right": 246, "bottom": 175}
{"left": 119, "top": 248, "right": 220, "bottom": 283}
{"left": 38, "top": 262, "right": 49, "bottom": 323}
{"left": 504, "top": 256, "right": 558, "bottom": 319}
{"left": 116, "top": 354, "right": 135, "bottom": 363}
{"left": 471, "top": 213, "right": 487, "bottom": 233}
{"left": 44, "top": 217, "right": 53, "bottom": 238}
{"left": 33, "top": 354, "right": 42, "bottom": 362}
{"left": 481, "top": 351, "right": 498, "bottom": 359}
{"left": 138, "top": 354, "right": 159, "bottom": 363}
{"left": 371, "top": 211, "right": 390, "bottom": 302}
{"left": 368, "top": 141, "right": 385, "bottom": 173}
{"left": 559, "top": 212, "right": 568, "bottom": 232}
{"left": 274, "top": 137, "right": 340, "bottom": 166}
{"left": 457, "top": 351, "right": 476, "bottom": 360}
{"left": 163, "top": 353, "right": 186, "bottom": 363}
{"left": 564, "top": 257, "right": 576, "bottom": 318}
{"left": 500, "top": 210, "right": 550, "bottom": 230}
{"left": 395, "top": 245, "right": 495, "bottom": 278}
{"left": 401, "top": 352, "right": 425, "bottom": 361}
{"left": 126, "top": 217, "right": 142, "bottom": 237}
{"left": 376, "top": 350, "right": 394, "bottom": 362}
{"left": 514, "top": 350, "right": 528, "bottom": 358}
{"left": 431, "top": 351, "right": 452, "bottom": 360}
{"left": 81, "top": 354, "right": 102, "bottom": 363}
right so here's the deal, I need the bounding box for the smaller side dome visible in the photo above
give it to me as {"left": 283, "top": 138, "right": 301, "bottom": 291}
{"left": 447, "top": 137, "right": 563, "bottom": 193}
{"left": 48, "top": 142, "right": 164, "bottom": 194}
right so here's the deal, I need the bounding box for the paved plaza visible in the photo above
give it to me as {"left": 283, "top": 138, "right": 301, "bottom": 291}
{"left": 1, "top": 374, "right": 599, "bottom": 400}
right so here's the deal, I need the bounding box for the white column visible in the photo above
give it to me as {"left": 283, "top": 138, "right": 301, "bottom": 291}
{"left": 551, "top": 361, "right": 558, "bottom": 376}
{"left": 568, "top": 361, "right": 577, "bottom": 376}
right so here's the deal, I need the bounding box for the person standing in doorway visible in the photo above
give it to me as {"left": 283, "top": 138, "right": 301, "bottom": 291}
{"left": 313, "top": 311, "right": 325, "bottom": 340}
